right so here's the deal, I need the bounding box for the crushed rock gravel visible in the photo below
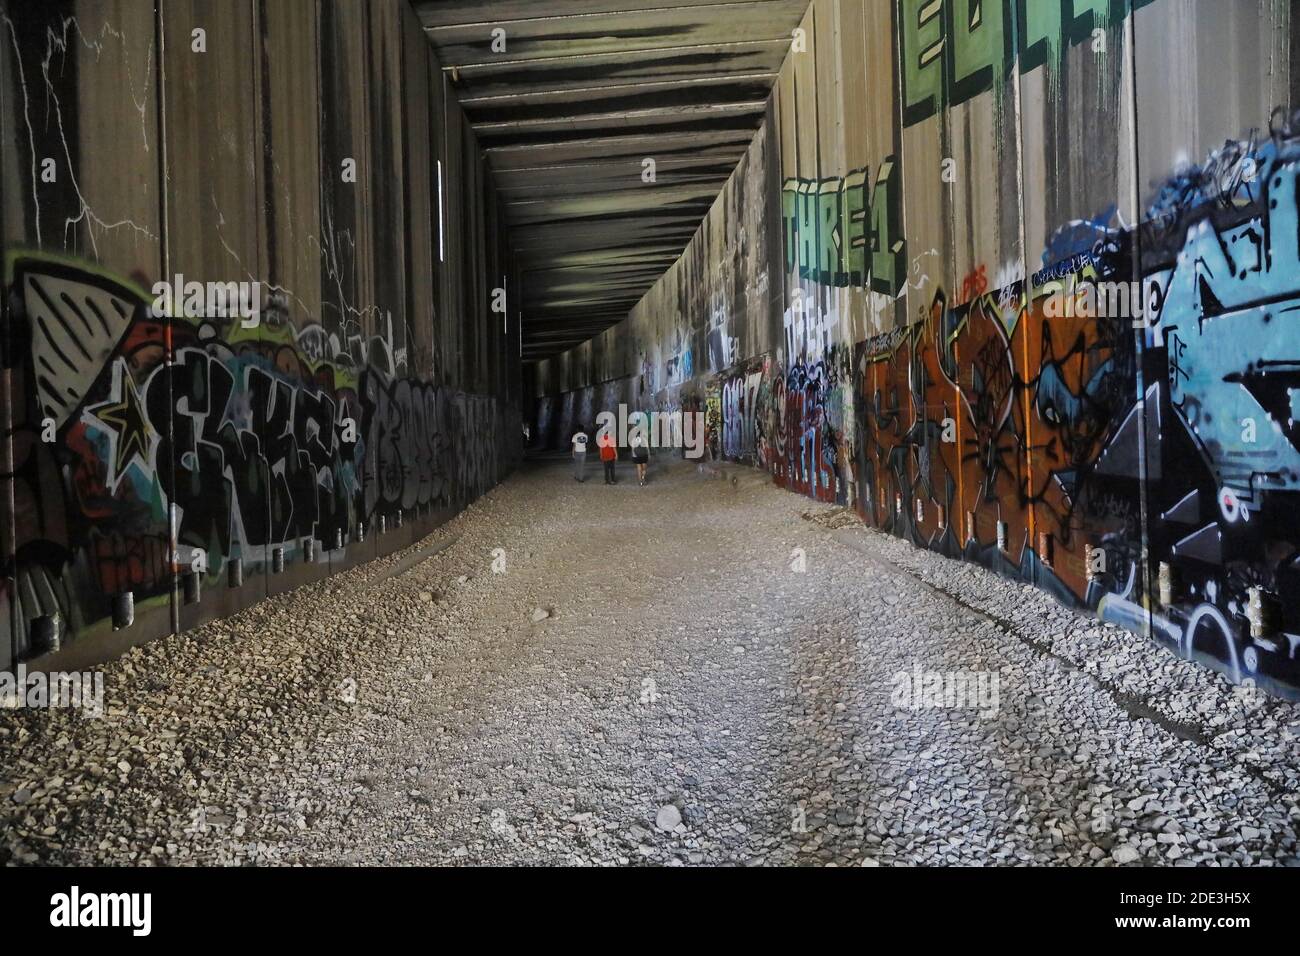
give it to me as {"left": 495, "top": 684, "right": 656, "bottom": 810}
{"left": 1, "top": 456, "right": 1297, "bottom": 866}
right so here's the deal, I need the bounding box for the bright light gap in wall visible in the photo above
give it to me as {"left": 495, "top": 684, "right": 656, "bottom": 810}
{"left": 437, "top": 159, "right": 446, "bottom": 263}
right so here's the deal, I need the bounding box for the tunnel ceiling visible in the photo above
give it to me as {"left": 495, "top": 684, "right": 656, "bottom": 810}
{"left": 417, "top": 0, "right": 806, "bottom": 361}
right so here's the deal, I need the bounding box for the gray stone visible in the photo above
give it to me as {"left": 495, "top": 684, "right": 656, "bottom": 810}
{"left": 655, "top": 805, "right": 683, "bottom": 832}
{"left": 1112, "top": 845, "right": 1141, "bottom": 864}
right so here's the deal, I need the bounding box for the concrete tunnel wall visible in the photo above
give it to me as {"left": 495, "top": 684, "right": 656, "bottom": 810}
{"left": 0, "top": 0, "right": 524, "bottom": 670}
{"left": 531, "top": 0, "right": 1300, "bottom": 700}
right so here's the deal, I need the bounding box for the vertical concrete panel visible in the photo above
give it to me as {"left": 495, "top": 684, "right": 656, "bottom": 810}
{"left": 163, "top": 0, "right": 265, "bottom": 282}
{"left": 465, "top": 128, "right": 484, "bottom": 393}
{"left": 397, "top": 4, "right": 444, "bottom": 534}
{"left": 702, "top": 158, "right": 724, "bottom": 377}
{"left": 428, "top": 61, "right": 448, "bottom": 387}
{"left": 787, "top": 3, "right": 823, "bottom": 367}
{"left": 916, "top": 1, "right": 1025, "bottom": 565}
{"left": 488, "top": 187, "right": 506, "bottom": 478}
{"left": 813, "top": 0, "right": 852, "bottom": 355}
{"left": 367, "top": 0, "right": 407, "bottom": 366}
{"left": 1013, "top": 0, "right": 1143, "bottom": 609}
{"left": 1019, "top": 3, "right": 1120, "bottom": 599}
{"left": 364, "top": 0, "right": 410, "bottom": 545}
{"left": 776, "top": 49, "right": 799, "bottom": 292}
{"left": 262, "top": 0, "right": 323, "bottom": 329}
{"left": 862, "top": 0, "right": 907, "bottom": 336}
{"left": 737, "top": 110, "right": 780, "bottom": 362}
{"left": 898, "top": 0, "right": 951, "bottom": 315}
{"left": 759, "top": 104, "right": 787, "bottom": 361}
{"left": 319, "top": 0, "right": 376, "bottom": 574}
{"left": 946, "top": 0, "right": 1022, "bottom": 295}
{"left": 895, "top": 0, "right": 953, "bottom": 538}
{"left": 443, "top": 97, "right": 465, "bottom": 391}
{"left": 834, "top": 0, "right": 870, "bottom": 344}
{"left": 1134, "top": 0, "right": 1290, "bottom": 180}
{"left": 463, "top": 119, "right": 481, "bottom": 396}
{"left": 0, "top": 0, "right": 13, "bottom": 669}
{"left": 254, "top": 0, "right": 332, "bottom": 605}
{"left": 162, "top": 0, "right": 272, "bottom": 626}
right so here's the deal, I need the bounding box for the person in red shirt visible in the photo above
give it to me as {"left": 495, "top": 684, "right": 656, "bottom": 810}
{"left": 597, "top": 430, "right": 618, "bottom": 484}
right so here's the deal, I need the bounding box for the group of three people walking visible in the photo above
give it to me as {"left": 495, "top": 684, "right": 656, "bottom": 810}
{"left": 571, "top": 425, "right": 649, "bottom": 486}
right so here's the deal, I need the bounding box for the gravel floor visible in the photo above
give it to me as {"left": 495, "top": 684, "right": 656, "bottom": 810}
{"left": 2, "top": 456, "right": 1298, "bottom": 866}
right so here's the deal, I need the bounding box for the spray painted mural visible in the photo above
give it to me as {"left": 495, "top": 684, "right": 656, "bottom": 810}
{"left": 1129, "top": 110, "right": 1300, "bottom": 697}
{"left": 0, "top": 0, "right": 519, "bottom": 668}
{"left": 2, "top": 253, "right": 501, "bottom": 661}
{"left": 778, "top": 112, "right": 1300, "bottom": 700}
{"left": 781, "top": 163, "right": 906, "bottom": 296}
{"left": 897, "top": 0, "right": 1162, "bottom": 127}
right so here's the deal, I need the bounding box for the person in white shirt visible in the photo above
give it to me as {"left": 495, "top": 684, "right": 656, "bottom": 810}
{"left": 571, "top": 426, "right": 589, "bottom": 482}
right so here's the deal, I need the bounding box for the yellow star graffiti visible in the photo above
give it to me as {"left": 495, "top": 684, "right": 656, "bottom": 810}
{"left": 87, "top": 360, "right": 153, "bottom": 487}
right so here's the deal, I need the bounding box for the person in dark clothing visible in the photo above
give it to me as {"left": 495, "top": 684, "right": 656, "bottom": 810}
{"left": 630, "top": 433, "right": 649, "bottom": 485}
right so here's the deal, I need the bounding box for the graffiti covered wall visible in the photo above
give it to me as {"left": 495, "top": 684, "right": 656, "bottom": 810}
{"left": 0, "top": 0, "right": 522, "bottom": 668}
{"left": 533, "top": 0, "right": 1300, "bottom": 699}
